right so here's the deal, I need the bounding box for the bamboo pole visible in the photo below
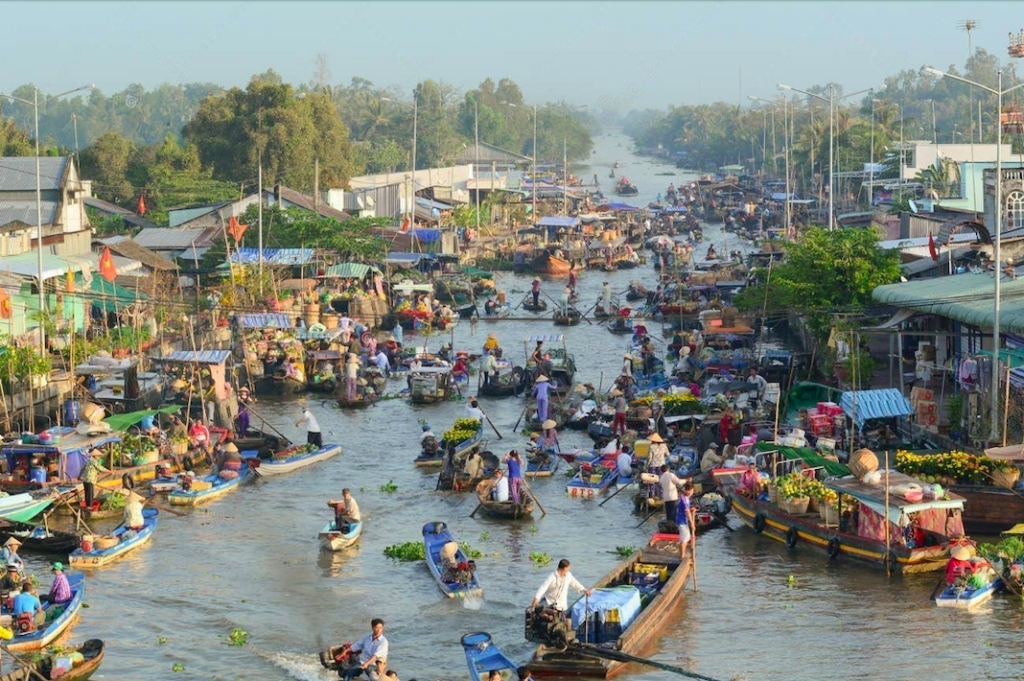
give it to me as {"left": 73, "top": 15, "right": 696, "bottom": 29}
{"left": 884, "top": 451, "right": 891, "bottom": 579}
{"left": 1003, "top": 364, "right": 1011, "bottom": 447}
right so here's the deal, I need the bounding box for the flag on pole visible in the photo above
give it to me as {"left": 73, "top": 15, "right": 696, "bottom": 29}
{"left": 928, "top": 232, "right": 939, "bottom": 262}
{"left": 99, "top": 247, "right": 117, "bottom": 282}
{"left": 66, "top": 269, "right": 75, "bottom": 294}
{"left": 0, "top": 288, "right": 12, "bottom": 320}
{"left": 228, "top": 216, "right": 248, "bottom": 242}
{"left": 137, "top": 195, "right": 147, "bottom": 216}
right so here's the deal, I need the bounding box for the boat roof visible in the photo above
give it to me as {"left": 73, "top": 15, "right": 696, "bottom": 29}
{"left": 155, "top": 350, "right": 232, "bottom": 365}
{"left": 411, "top": 366, "right": 451, "bottom": 374}
{"left": 237, "top": 313, "right": 296, "bottom": 329}
{"left": 307, "top": 350, "right": 345, "bottom": 361}
{"left": 3, "top": 427, "right": 122, "bottom": 456}
{"left": 528, "top": 334, "right": 564, "bottom": 343}
{"left": 828, "top": 472, "right": 965, "bottom": 517}
{"left": 754, "top": 442, "right": 850, "bottom": 477}
{"left": 296, "top": 327, "right": 345, "bottom": 341}
{"left": 393, "top": 281, "right": 433, "bottom": 293}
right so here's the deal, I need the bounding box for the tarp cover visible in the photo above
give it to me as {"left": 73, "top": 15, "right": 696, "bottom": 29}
{"left": 157, "top": 350, "right": 231, "bottom": 365}
{"left": 229, "top": 248, "right": 316, "bottom": 266}
{"left": 237, "top": 313, "right": 295, "bottom": 329}
{"left": 754, "top": 442, "right": 850, "bottom": 477}
{"left": 103, "top": 406, "right": 181, "bottom": 432}
{"left": 839, "top": 389, "right": 913, "bottom": 428}
{"left": 571, "top": 585, "right": 641, "bottom": 631}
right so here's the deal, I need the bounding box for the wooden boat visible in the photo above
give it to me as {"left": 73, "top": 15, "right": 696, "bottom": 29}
{"left": 715, "top": 467, "right": 965, "bottom": 574}
{"left": 422, "top": 521, "right": 483, "bottom": 599}
{"left": 69, "top": 508, "right": 158, "bottom": 569}
{"left": 522, "top": 299, "right": 548, "bottom": 312}
{"left": 0, "top": 493, "right": 56, "bottom": 523}
{"left": 5, "top": 573, "right": 85, "bottom": 651}
{"left": 935, "top": 576, "right": 1001, "bottom": 609}
{"left": 257, "top": 443, "right": 342, "bottom": 477}
{"left": 0, "top": 521, "right": 80, "bottom": 555}
{"left": 526, "top": 448, "right": 560, "bottom": 477}
{"left": 57, "top": 492, "right": 127, "bottom": 520}
{"left": 409, "top": 367, "right": 453, "bottom": 404}
{"left": 337, "top": 395, "right": 374, "bottom": 409}
{"left": 614, "top": 181, "right": 639, "bottom": 196}
{"left": 475, "top": 479, "right": 534, "bottom": 519}
{"left": 0, "top": 639, "right": 104, "bottom": 681}
{"left": 553, "top": 309, "right": 582, "bottom": 326}
{"left": 528, "top": 533, "right": 691, "bottom": 678}
{"left": 607, "top": 317, "right": 634, "bottom": 335}
{"left": 482, "top": 304, "right": 512, "bottom": 320}
{"left": 478, "top": 362, "right": 527, "bottom": 398}
{"left": 258, "top": 373, "right": 307, "bottom": 396}
{"left": 948, "top": 481, "right": 1024, "bottom": 534}
{"left": 531, "top": 251, "right": 573, "bottom": 276}
{"left": 319, "top": 520, "right": 363, "bottom": 551}
{"left": 462, "top": 632, "right": 517, "bottom": 681}
{"left": 305, "top": 350, "right": 345, "bottom": 394}
{"left": 567, "top": 464, "right": 618, "bottom": 499}
{"left": 168, "top": 466, "right": 253, "bottom": 506}
{"left": 414, "top": 436, "right": 444, "bottom": 468}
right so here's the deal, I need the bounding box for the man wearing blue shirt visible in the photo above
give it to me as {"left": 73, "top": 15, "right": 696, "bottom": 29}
{"left": 674, "top": 482, "right": 696, "bottom": 558}
{"left": 13, "top": 581, "right": 44, "bottom": 627}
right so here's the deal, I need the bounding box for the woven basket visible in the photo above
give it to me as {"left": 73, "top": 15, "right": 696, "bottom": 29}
{"left": 95, "top": 536, "right": 118, "bottom": 551}
{"left": 991, "top": 468, "right": 1021, "bottom": 489}
{"left": 817, "top": 504, "right": 828, "bottom": 520}
{"left": 807, "top": 497, "right": 819, "bottom": 514}
{"left": 768, "top": 485, "right": 779, "bottom": 505}
{"left": 823, "top": 505, "right": 839, "bottom": 525}
{"left": 171, "top": 442, "right": 188, "bottom": 455}
{"left": 779, "top": 496, "right": 809, "bottom": 515}
{"left": 849, "top": 449, "right": 878, "bottom": 478}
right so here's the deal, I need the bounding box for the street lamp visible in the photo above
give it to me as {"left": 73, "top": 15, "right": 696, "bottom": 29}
{"left": 0, "top": 84, "right": 93, "bottom": 355}
{"left": 778, "top": 83, "right": 873, "bottom": 230}
{"left": 925, "top": 65, "right": 1024, "bottom": 442}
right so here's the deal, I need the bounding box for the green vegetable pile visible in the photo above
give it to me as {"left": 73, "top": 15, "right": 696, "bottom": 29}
{"left": 443, "top": 418, "right": 482, "bottom": 446}
{"left": 100, "top": 491, "right": 127, "bottom": 512}
{"left": 384, "top": 542, "right": 426, "bottom": 562}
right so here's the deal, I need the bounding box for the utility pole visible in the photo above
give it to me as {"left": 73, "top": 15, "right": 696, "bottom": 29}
{"left": 314, "top": 157, "right": 320, "bottom": 212}
{"left": 563, "top": 138, "right": 568, "bottom": 217}
{"left": 474, "top": 99, "right": 480, "bottom": 235}
{"left": 532, "top": 105, "right": 537, "bottom": 225}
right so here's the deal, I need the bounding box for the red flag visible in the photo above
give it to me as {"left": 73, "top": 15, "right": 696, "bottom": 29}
{"left": 99, "top": 247, "right": 117, "bottom": 282}
{"left": 928, "top": 232, "right": 939, "bottom": 262}
{"left": 137, "top": 195, "right": 147, "bottom": 216}
{"left": 0, "top": 288, "right": 12, "bottom": 320}
{"left": 228, "top": 216, "right": 248, "bottom": 242}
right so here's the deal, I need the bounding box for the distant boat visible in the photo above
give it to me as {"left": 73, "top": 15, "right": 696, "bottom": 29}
{"left": 319, "top": 520, "right": 363, "bottom": 551}
{"left": 461, "top": 632, "right": 518, "bottom": 681}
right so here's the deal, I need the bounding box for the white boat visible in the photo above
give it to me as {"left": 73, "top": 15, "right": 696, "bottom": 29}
{"left": 935, "top": 577, "right": 1002, "bottom": 609}
{"left": 319, "top": 520, "right": 363, "bottom": 551}
{"left": 257, "top": 444, "right": 342, "bottom": 477}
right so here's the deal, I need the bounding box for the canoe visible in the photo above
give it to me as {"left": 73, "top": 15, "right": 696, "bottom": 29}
{"left": 462, "top": 632, "right": 518, "bottom": 681}
{"left": 422, "top": 521, "right": 483, "bottom": 598}
{"left": 319, "top": 520, "right": 363, "bottom": 551}
{"left": 528, "top": 533, "right": 691, "bottom": 678}
{"left": 0, "top": 638, "right": 104, "bottom": 681}
{"left": 168, "top": 466, "right": 253, "bottom": 506}
{"left": 522, "top": 300, "right": 548, "bottom": 312}
{"left": 0, "top": 493, "right": 55, "bottom": 523}
{"left": 337, "top": 395, "right": 374, "bottom": 409}
{"left": 553, "top": 310, "right": 582, "bottom": 326}
{"left": 566, "top": 464, "right": 618, "bottom": 499}
{"left": 475, "top": 480, "right": 534, "bottom": 520}
{"left": 0, "top": 521, "right": 80, "bottom": 555}
{"left": 5, "top": 573, "right": 85, "bottom": 652}
{"left": 526, "top": 450, "right": 560, "bottom": 478}
{"left": 935, "top": 577, "right": 1001, "bottom": 609}
{"left": 257, "top": 444, "right": 342, "bottom": 477}
{"left": 69, "top": 508, "right": 158, "bottom": 569}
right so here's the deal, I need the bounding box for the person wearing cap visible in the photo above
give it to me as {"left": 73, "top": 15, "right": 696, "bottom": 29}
{"left": 47, "top": 561, "right": 72, "bottom": 606}
{"left": 79, "top": 449, "right": 108, "bottom": 510}
{"left": 0, "top": 561, "right": 22, "bottom": 599}
{"left": 533, "top": 376, "right": 551, "bottom": 422}
{"left": 503, "top": 450, "right": 524, "bottom": 503}
{"left": 124, "top": 491, "right": 146, "bottom": 531}
{"left": 296, "top": 403, "right": 323, "bottom": 448}
{"left": 465, "top": 398, "right": 485, "bottom": 422}
{"left": 648, "top": 433, "right": 670, "bottom": 470}
{"left": 610, "top": 389, "right": 627, "bottom": 436}
{"left": 345, "top": 354, "right": 360, "bottom": 401}
{"left": 235, "top": 402, "right": 251, "bottom": 438}
{"left": 531, "top": 278, "right": 541, "bottom": 307}
{"left": 700, "top": 442, "right": 724, "bottom": 474}
{"left": 452, "top": 355, "right": 469, "bottom": 383}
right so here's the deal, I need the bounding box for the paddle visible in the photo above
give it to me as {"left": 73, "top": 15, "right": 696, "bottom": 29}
{"left": 3, "top": 645, "right": 54, "bottom": 681}
{"left": 59, "top": 491, "right": 96, "bottom": 537}
{"left": 634, "top": 505, "right": 660, "bottom": 529}
{"left": 141, "top": 492, "right": 188, "bottom": 518}
{"left": 513, "top": 404, "right": 530, "bottom": 433}
{"left": 928, "top": 576, "right": 946, "bottom": 602}
{"left": 598, "top": 474, "right": 631, "bottom": 507}
{"left": 710, "top": 509, "right": 734, "bottom": 532}
{"left": 478, "top": 406, "right": 503, "bottom": 440}
{"left": 519, "top": 475, "right": 547, "bottom": 517}
{"left": 246, "top": 405, "right": 293, "bottom": 445}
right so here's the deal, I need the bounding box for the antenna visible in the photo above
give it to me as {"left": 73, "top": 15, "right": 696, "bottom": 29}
{"left": 958, "top": 20, "right": 980, "bottom": 143}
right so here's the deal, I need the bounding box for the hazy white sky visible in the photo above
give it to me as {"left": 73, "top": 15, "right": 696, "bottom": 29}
{"left": 3, "top": 2, "right": 1017, "bottom": 110}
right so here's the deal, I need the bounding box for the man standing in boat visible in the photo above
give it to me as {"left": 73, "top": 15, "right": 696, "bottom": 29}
{"left": 531, "top": 278, "right": 541, "bottom": 308}
{"left": 296, "top": 402, "right": 323, "bottom": 448}
{"left": 531, "top": 559, "right": 591, "bottom": 612}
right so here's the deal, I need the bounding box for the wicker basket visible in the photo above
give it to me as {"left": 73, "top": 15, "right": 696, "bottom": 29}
{"left": 991, "top": 468, "right": 1021, "bottom": 489}
{"left": 807, "top": 497, "right": 819, "bottom": 514}
{"left": 779, "top": 496, "right": 809, "bottom": 515}
{"left": 94, "top": 536, "right": 118, "bottom": 551}
{"left": 768, "top": 485, "right": 779, "bottom": 505}
{"left": 817, "top": 504, "right": 828, "bottom": 520}
{"left": 823, "top": 504, "right": 839, "bottom": 525}
{"left": 171, "top": 442, "right": 188, "bottom": 455}
{"left": 849, "top": 448, "right": 878, "bottom": 478}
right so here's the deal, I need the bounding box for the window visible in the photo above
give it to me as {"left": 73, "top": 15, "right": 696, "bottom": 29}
{"left": 1007, "top": 190, "right": 1024, "bottom": 230}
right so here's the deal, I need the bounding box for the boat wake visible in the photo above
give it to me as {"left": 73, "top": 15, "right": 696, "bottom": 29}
{"left": 262, "top": 649, "right": 333, "bottom": 681}
{"left": 462, "top": 593, "right": 483, "bottom": 610}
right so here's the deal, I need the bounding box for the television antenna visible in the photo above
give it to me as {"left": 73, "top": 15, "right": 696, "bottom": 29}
{"left": 958, "top": 20, "right": 980, "bottom": 143}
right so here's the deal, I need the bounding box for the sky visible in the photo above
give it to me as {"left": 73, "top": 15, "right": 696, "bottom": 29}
{"left": 3, "top": 2, "right": 1020, "bottom": 112}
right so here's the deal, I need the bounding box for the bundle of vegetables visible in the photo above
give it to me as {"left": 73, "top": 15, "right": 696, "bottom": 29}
{"left": 442, "top": 418, "right": 482, "bottom": 446}
{"left": 894, "top": 449, "right": 1013, "bottom": 486}
{"left": 631, "top": 393, "right": 703, "bottom": 415}
{"left": 978, "top": 537, "right": 1024, "bottom": 566}
{"left": 100, "top": 491, "right": 127, "bottom": 512}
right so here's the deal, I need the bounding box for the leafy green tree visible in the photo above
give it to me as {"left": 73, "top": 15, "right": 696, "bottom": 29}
{"left": 237, "top": 204, "right": 389, "bottom": 259}
{"left": 78, "top": 131, "right": 134, "bottom": 202}
{"left": 735, "top": 227, "right": 902, "bottom": 341}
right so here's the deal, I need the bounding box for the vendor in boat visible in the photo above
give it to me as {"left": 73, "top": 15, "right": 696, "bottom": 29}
{"left": 0, "top": 562, "right": 22, "bottom": 599}
{"left": 674, "top": 482, "right": 696, "bottom": 554}
{"left": 747, "top": 367, "right": 768, "bottom": 402}
{"left": 531, "top": 278, "right": 541, "bottom": 307}
{"left": 740, "top": 462, "right": 762, "bottom": 497}
{"left": 344, "top": 618, "right": 389, "bottom": 681}
{"left": 0, "top": 539, "right": 23, "bottom": 572}
{"left": 189, "top": 419, "right": 212, "bottom": 453}
{"left": 481, "top": 351, "right": 498, "bottom": 386}
{"left": 374, "top": 350, "right": 391, "bottom": 376}
{"left": 333, "top": 489, "right": 361, "bottom": 530}
{"left": 344, "top": 354, "right": 360, "bottom": 401}
{"left": 124, "top": 491, "right": 146, "bottom": 531}
{"left": 718, "top": 406, "right": 736, "bottom": 447}
{"left": 568, "top": 265, "right": 578, "bottom": 295}
{"left": 296, "top": 403, "right": 323, "bottom": 448}
{"left": 13, "top": 581, "right": 44, "bottom": 628}
{"left": 559, "top": 288, "right": 571, "bottom": 316}
{"left": 610, "top": 389, "right": 627, "bottom": 436}
{"left": 706, "top": 244, "right": 717, "bottom": 260}
{"left": 484, "top": 333, "right": 500, "bottom": 355}
{"left": 946, "top": 545, "right": 976, "bottom": 585}
{"left": 452, "top": 355, "right": 469, "bottom": 383}
{"left": 420, "top": 425, "right": 439, "bottom": 457}
{"left": 169, "top": 414, "right": 187, "bottom": 439}
{"left": 530, "top": 341, "right": 544, "bottom": 366}
{"left": 700, "top": 442, "right": 724, "bottom": 474}
{"left": 236, "top": 403, "right": 251, "bottom": 438}
{"left": 503, "top": 451, "right": 524, "bottom": 503}
{"left": 648, "top": 433, "right": 670, "bottom": 470}
{"left": 47, "top": 562, "right": 72, "bottom": 606}
{"left": 531, "top": 559, "right": 591, "bottom": 612}
{"left": 659, "top": 464, "right": 686, "bottom": 524}
{"left": 539, "top": 419, "right": 559, "bottom": 450}
{"left": 80, "top": 449, "right": 109, "bottom": 510}
{"left": 484, "top": 297, "right": 499, "bottom": 316}
{"left": 533, "top": 376, "right": 551, "bottom": 423}
{"left": 616, "top": 447, "right": 634, "bottom": 480}
{"left": 640, "top": 338, "right": 656, "bottom": 376}
{"left": 466, "top": 398, "right": 485, "bottom": 422}
{"left": 601, "top": 281, "right": 613, "bottom": 312}
{"left": 464, "top": 449, "right": 484, "bottom": 481}
{"left": 491, "top": 468, "right": 510, "bottom": 502}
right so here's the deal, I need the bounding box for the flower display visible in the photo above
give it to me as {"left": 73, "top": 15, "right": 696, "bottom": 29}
{"left": 632, "top": 393, "right": 703, "bottom": 415}
{"left": 443, "top": 418, "right": 482, "bottom": 446}
{"left": 894, "top": 449, "right": 1012, "bottom": 486}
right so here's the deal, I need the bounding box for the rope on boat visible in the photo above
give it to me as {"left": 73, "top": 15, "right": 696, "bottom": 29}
{"left": 570, "top": 643, "right": 728, "bottom": 681}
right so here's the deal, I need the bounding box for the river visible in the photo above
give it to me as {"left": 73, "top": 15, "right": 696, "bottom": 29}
{"left": 33, "top": 131, "right": 1023, "bottom": 681}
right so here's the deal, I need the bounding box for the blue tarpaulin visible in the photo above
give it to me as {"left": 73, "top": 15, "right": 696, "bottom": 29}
{"left": 229, "top": 248, "right": 316, "bottom": 266}
{"left": 386, "top": 252, "right": 432, "bottom": 266}
{"left": 157, "top": 350, "right": 232, "bottom": 365}
{"left": 570, "top": 586, "right": 642, "bottom": 631}
{"left": 237, "top": 313, "right": 295, "bottom": 329}
{"left": 537, "top": 216, "right": 581, "bottom": 228}
{"left": 411, "top": 228, "right": 442, "bottom": 244}
{"left": 770, "top": 192, "right": 796, "bottom": 201}
{"left": 839, "top": 388, "right": 913, "bottom": 428}
{"left": 657, "top": 206, "right": 688, "bottom": 214}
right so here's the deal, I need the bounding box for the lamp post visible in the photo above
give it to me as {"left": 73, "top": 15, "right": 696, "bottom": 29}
{"left": 869, "top": 99, "right": 880, "bottom": 209}
{"left": 0, "top": 84, "right": 93, "bottom": 354}
{"left": 925, "top": 66, "right": 1024, "bottom": 441}
{"left": 778, "top": 84, "right": 873, "bottom": 230}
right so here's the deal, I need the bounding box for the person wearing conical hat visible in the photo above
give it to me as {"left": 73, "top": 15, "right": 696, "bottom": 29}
{"left": 124, "top": 489, "right": 146, "bottom": 531}
{"left": 610, "top": 389, "right": 628, "bottom": 437}
{"left": 344, "top": 353, "right": 360, "bottom": 402}
{"left": 533, "top": 375, "right": 551, "bottom": 423}
{"left": 0, "top": 537, "right": 23, "bottom": 571}
{"left": 531, "top": 277, "right": 542, "bottom": 308}
{"left": 945, "top": 544, "right": 976, "bottom": 585}
{"left": 648, "top": 432, "right": 670, "bottom": 470}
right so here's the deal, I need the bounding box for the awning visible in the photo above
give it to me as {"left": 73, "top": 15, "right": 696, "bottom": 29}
{"left": 839, "top": 388, "right": 913, "bottom": 428}
{"left": 386, "top": 252, "right": 432, "bottom": 267}
{"left": 862, "top": 307, "right": 917, "bottom": 331}
{"left": 103, "top": 406, "right": 181, "bottom": 432}
{"left": 156, "top": 350, "right": 232, "bottom": 365}
{"left": 229, "top": 248, "right": 316, "bottom": 266}
{"left": 754, "top": 442, "right": 850, "bottom": 477}
{"left": 528, "top": 334, "right": 564, "bottom": 343}
{"left": 236, "top": 313, "right": 295, "bottom": 329}
{"left": 88, "top": 276, "right": 147, "bottom": 312}
{"left": 323, "top": 263, "right": 380, "bottom": 278}
{"left": 536, "top": 216, "right": 580, "bottom": 228}
{"left": 0, "top": 252, "right": 141, "bottom": 282}
{"left": 597, "top": 203, "right": 639, "bottom": 212}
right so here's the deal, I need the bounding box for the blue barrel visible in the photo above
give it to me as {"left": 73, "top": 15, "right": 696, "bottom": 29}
{"left": 64, "top": 399, "right": 81, "bottom": 426}
{"left": 29, "top": 467, "right": 46, "bottom": 484}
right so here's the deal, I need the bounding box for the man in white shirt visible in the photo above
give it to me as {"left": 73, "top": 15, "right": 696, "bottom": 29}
{"left": 659, "top": 464, "right": 685, "bottom": 525}
{"left": 601, "top": 281, "right": 613, "bottom": 311}
{"left": 465, "top": 398, "right": 485, "bottom": 422}
{"left": 346, "top": 618, "right": 388, "bottom": 681}
{"left": 493, "top": 469, "right": 510, "bottom": 502}
{"left": 747, "top": 367, "right": 768, "bottom": 402}
{"left": 374, "top": 351, "right": 391, "bottom": 375}
{"left": 295, "top": 403, "right": 323, "bottom": 448}
{"left": 531, "top": 559, "right": 591, "bottom": 611}
{"left": 481, "top": 353, "right": 498, "bottom": 385}
{"left": 616, "top": 449, "right": 633, "bottom": 479}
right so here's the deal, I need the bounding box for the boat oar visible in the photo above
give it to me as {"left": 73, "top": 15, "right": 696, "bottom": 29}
{"left": 246, "top": 406, "right": 293, "bottom": 444}
{"left": 3, "top": 645, "right": 55, "bottom": 681}
{"left": 598, "top": 477, "right": 630, "bottom": 507}
{"left": 513, "top": 404, "right": 530, "bottom": 432}
{"left": 928, "top": 576, "right": 946, "bottom": 602}
{"left": 519, "top": 475, "right": 547, "bottom": 517}
{"left": 478, "top": 407, "right": 503, "bottom": 440}
{"left": 634, "top": 504, "right": 660, "bottom": 529}
{"left": 141, "top": 492, "right": 188, "bottom": 517}
{"left": 58, "top": 492, "right": 96, "bottom": 537}
{"left": 709, "top": 509, "right": 734, "bottom": 532}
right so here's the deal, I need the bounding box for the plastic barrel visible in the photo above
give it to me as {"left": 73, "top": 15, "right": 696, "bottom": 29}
{"left": 64, "top": 399, "right": 81, "bottom": 426}
{"left": 29, "top": 467, "right": 46, "bottom": 484}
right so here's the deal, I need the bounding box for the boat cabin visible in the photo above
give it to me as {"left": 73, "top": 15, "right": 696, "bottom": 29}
{"left": 409, "top": 366, "right": 453, "bottom": 404}
{"left": 2, "top": 428, "right": 122, "bottom": 491}
{"left": 152, "top": 350, "right": 238, "bottom": 429}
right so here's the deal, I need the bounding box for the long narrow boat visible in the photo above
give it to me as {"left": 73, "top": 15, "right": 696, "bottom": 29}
{"left": 0, "top": 638, "right": 104, "bottom": 681}
{"left": 422, "top": 521, "right": 483, "bottom": 599}
{"left": 528, "top": 533, "right": 691, "bottom": 678}
{"left": 168, "top": 466, "right": 253, "bottom": 506}
{"left": 69, "top": 508, "right": 158, "bottom": 569}
{"left": 0, "top": 521, "right": 80, "bottom": 555}
{"left": 319, "top": 520, "right": 363, "bottom": 551}
{"left": 526, "top": 449, "right": 560, "bottom": 478}
{"left": 566, "top": 465, "right": 618, "bottom": 499}
{"left": 462, "top": 632, "right": 518, "bottom": 681}
{"left": 256, "top": 444, "right": 342, "bottom": 477}
{"left": 6, "top": 573, "right": 85, "bottom": 651}
{"left": 0, "top": 493, "right": 56, "bottom": 523}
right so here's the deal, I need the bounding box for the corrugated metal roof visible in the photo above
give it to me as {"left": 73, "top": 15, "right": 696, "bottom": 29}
{"left": 134, "top": 227, "right": 214, "bottom": 250}
{"left": 0, "top": 157, "right": 67, "bottom": 191}
{"left": 537, "top": 216, "right": 580, "bottom": 228}
{"left": 840, "top": 389, "right": 913, "bottom": 428}
{"left": 873, "top": 272, "right": 1024, "bottom": 332}
{"left": 0, "top": 201, "right": 58, "bottom": 229}
{"left": 229, "top": 248, "right": 316, "bottom": 266}
{"left": 157, "top": 350, "right": 232, "bottom": 365}
{"left": 528, "top": 334, "right": 564, "bottom": 342}
{"left": 324, "top": 263, "right": 372, "bottom": 278}
{"left": 237, "top": 313, "right": 295, "bottom": 329}
{"left": 84, "top": 196, "right": 130, "bottom": 215}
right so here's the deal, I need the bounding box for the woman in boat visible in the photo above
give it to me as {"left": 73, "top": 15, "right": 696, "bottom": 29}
{"left": 503, "top": 451, "right": 524, "bottom": 503}
{"left": 946, "top": 545, "right": 976, "bottom": 585}
{"left": 531, "top": 278, "right": 541, "bottom": 308}
{"left": 739, "top": 462, "right": 761, "bottom": 497}
{"left": 648, "top": 433, "right": 670, "bottom": 471}
{"left": 124, "top": 491, "right": 146, "bottom": 531}
{"left": 47, "top": 562, "right": 72, "bottom": 606}
{"left": 718, "top": 406, "right": 736, "bottom": 447}
{"left": 0, "top": 538, "right": 23, "bottom": 571}
{"left": 539, "top": 420, "right": 559, "bottom": 451}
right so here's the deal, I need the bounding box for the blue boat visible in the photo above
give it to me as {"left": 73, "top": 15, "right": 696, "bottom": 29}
{"left": 935, "top": 577, "right": 1002, "bottom": 610}
{"left": 257, "top": 443, "right": 342, "bottom": 477}
{"left": 526, "top": 447, "right": 560, "bottom": 478}
{"left": 566, "top": 464, "right": 618, "bottom": 499}
{"left": 319, "top": 520, "right": 363, "bottom": 551}
{"left": 422, "top": 521, "right": 482, "bottom": 599}
{"left": 461, "top": 632, "right": 518, "bottom": 681}
{"left": 672, "top": 446, "right": 700, "bottom": 478}
{"left": 6, "top": 573, "right": 85, "bottom": 652}
{"left": 69, "top": 508, "right": 158, "bottom": 569}
{"left": 168, "top": 465, "right": 253, "bottom": 506}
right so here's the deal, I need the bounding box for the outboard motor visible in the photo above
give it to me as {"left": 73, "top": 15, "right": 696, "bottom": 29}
{"left": 525, "top": 607, "right": 577, "bottom": 648}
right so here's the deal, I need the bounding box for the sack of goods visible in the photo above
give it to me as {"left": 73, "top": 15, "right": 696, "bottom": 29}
{"left": 219, "top": 470, "right": 239, "bottom": 481}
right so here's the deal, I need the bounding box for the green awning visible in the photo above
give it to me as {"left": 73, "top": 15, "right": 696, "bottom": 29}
{"left": 323, "top": 263, "right": 380, "bottom": 278}
{"left": 103, "top": 406, "right": 181, "bottom": 432}
{"left": 755, "top": 442, "right": 850, "bottom": 477}
{"left": 978, "top": 348, "right": 1024, "bottom": 369}
{"left": 461, "top": 266, "right": 493, "bottom": 279}
{"left": 87, "top": 276, "right": 147, "bottom": 312}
